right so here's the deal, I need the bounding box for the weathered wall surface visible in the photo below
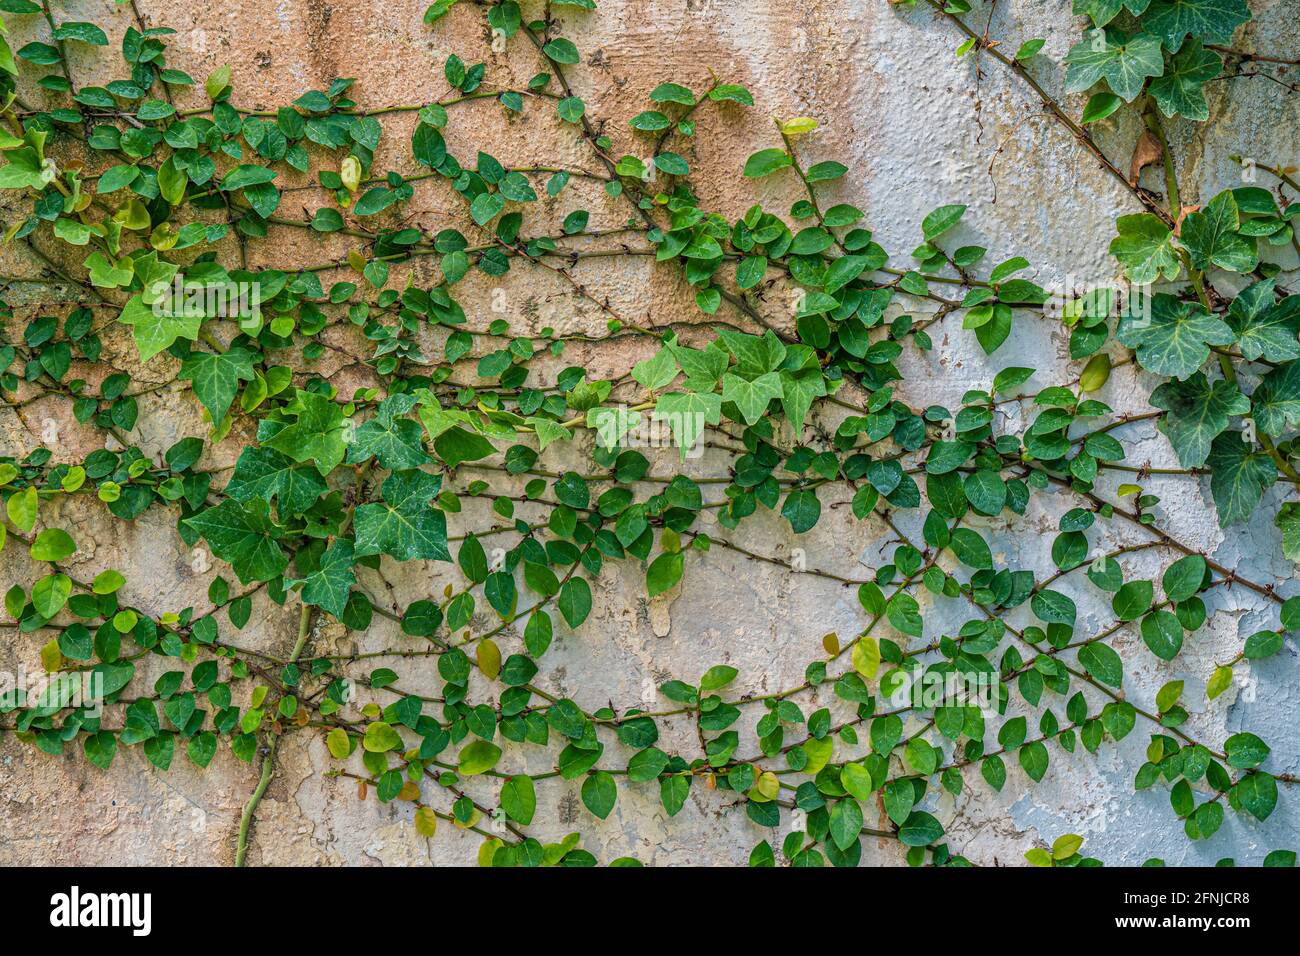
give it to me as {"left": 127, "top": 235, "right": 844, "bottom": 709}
{"left": 1, "top": 0, "right": 1297, "bottom": 866}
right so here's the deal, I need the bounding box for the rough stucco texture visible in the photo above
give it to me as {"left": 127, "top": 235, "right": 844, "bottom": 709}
{"left": 1, "top": 0, "right": 1298, "bottom": 866}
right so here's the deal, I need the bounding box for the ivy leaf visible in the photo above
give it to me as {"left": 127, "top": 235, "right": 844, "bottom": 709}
{"left": 631, "top": 346, "right": 679, "bottom": 391}
{"left": 262, "top": 389, "right": 350, "bottom": 475}
{"left": 225, "top": 446, "right": 328, "bottom": 516}
{"left": 1109, "top": 214, "right": 1180, "bottom": 284}
{"left": 288, "top": 539, "right": 356, "bottom": 617}
{"left": 653, "top": 391, "right": 723, "bottom": 459}
{"left": 347, "top": 394, "right": 430, "bottom": 470}
{"left": 721, "top": 370, "right": 783, "bottom": 425}
{"left": 354, "top": 469, "right": 450, "bottom": 562}
{"left": 1180, "top": 190, "right": 1258, "bottom": 273}
{"left": 118, "top": 293, "right": 201, "bottom": 363}
{"left": 1277, "top": 503, "right": 1300, "bottom": 561}
{"left": 1251, "top": 361, "right": 1300, "bottom": 437}
{"left": 1149, "top": 40, "right": 1222, "bottom": 120}
{"left": 1072, "top": 0, "right": 1150, "bottom": 28}
{"left": 1064, "top": 32, "right": 1165, "bottom": 102}
{"left": 1206, "top": 431, "right": 1276, "bottom": 527}
{"left": 587, "top": 405, "right": 641, "bottom": 450}
{"left": 781, "top": 368, "right": 827, "bottom": 436}
{"left": 183, "top": 498, "right": 288, "bottom": 583}
{"left": 179, "top": 347, "right": 255, "bottom": 426}
{"left": 1119, "top": 293, "right": 1234, "bottom": 380}
{"left": 1144, "top": 0, "right": 1251, "bottom": 50}
{"left": 1150, "top": 373, "right": 1249, "bottom": 467}
{"left": 1228, "top": 283, "right": 1300, "bottom": 363}
{"left": 669, "top": 338, "right": 728, "bottom": 389}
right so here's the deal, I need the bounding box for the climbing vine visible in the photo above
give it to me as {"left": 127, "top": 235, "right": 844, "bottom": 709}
{"left": 0, "top": 0, "right": 1297, "bottom": 867}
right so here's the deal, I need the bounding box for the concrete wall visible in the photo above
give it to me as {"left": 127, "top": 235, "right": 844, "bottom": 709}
{"left": 0, "top": 0, "right": 1296, "bottom": 865}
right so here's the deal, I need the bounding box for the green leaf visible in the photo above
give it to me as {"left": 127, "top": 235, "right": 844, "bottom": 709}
{"left": 700, "top": 665, "right": 738, "bottom": 691}
{"left": 1149, "top": 39, "right": 1222, "bottom": 120}
{"left": 1206, "top": 431, "right": 1276, "bottom": 527}
{"left": 263, "top": 390, "right": 350, "bottom": 475}
{"left": 1144, "top": 0, "right": 1251, "bottom": 49}
{"left": 354, "top": 470, "right": 450, "bottom": 562}
{"left": 781, "top": 489, "right": 821, "bottom": 534}
{"left": 458, "top": 739, "right": 502, "bottom": 775}
{"left": 348, "top": 394, "right": 430, "bottom": 470}
{"left": 501, "top": 775, "right": 536, "bottom": 824}
{"left": 221, "top": 164, "right": 278, "bottom": 192}
{"left": 184, "top": 498, "right": 288, "bottom": 584}
{"left": 1079, "top": 642, "right": 1124, "bottom": 688}
{"left": 653, "top": 391, "right": 723, "bottom": 459}
{"left": 32, "top": 573, "right": 71, "bottom": 618}
{"left": 1032, "top": 589, "right": 1077, "bottom": 626}
{"left": 1150, "top": 373, "right": 1249, "bottom": 467}
{"left": 179, "top": 347, "right": 255, "bottom": 426}
{"left": 424, "top": 0, "right": 459, "bottom": 24}
{"left": 780, "top": 368, "right": 826, "bottom": 435}
{"left": 631, "top": 346, "right": 679, "bottom": 391}
{"left": 627, "top": 747, "right": 669, "bottom": 782}
{"left": 1278, "top": 503, "right": 1300, "bottom": 562}
{"left": 1064, "top": 32, "right": 1164, "bottom": 102}
{"left": 949, "top": 527, "right": 992, "bottom": 569}
{"left": 743, "top": 148, "right": 791, "bottom": 178}
{"left": 721, "top": 370, "right": 783, "bottom": 425}
{"left": 1181, "top": 191, "right": 1257, "bottom": 273}
{"left": 806, "top": 161, "right": 847, "bottom": 183}
{"left": 1111, "top": 579, "right": 1153, "bottom": 621}
{"left": 1019, "top": 741, "right": 1050, "bottom": 782}
{"left": 6, "top": 485, "right": 38, "bottom": 531}
{"left": 541, "top": 37, "right": 580, "bottom": 65}
{"left": 288, "top": 539, "right": 356, "bottom": 618}
{"left": 1223, "top": 731, "right": 1269, "bottom": 770}
{"left": 1140, "top": 609, "right": 1184, "bottom": 661}
{"left": 828, "top": 798, "right": 863, "bottom": 850}
{"left": 433, "top": 426, "right": 496, "bottom": 468}
{"left": 225, "top": 446, "right": 328, "bottom": 516}
{"left": 1119, "top": 293, "right": 1235, "bottom": 380}
{"left": 29, "top": 528, "right": 75, "bottom": 562}
{"left": 1252, "top": 361, "right": 1300, "bottom": 437}
{"left": 922, "top": 204, "right": 966, "bottom": 241}
{"left": 1162, "top": 554, "right": 1206, "bottom": 603}
{"left": 1236, "top": 772, "right": 1277, "bottom": 821}
{"left": 646, "top": 551, "right": 684, "bottom": 597}
{"left": 84, "top": 731, "right": 117, "bottom": 769}
{"left": 1081, "top": 91, "right": 1123, "bottom": 124}
{"left": 557, "top": 577, "right": 592, "bottom": 629}
{"left": 363, "top": 721, "right": 402, "bottom": 753}
{"left": 897, "top": 810, "right": 943, "bottom": 846}
{"left": 54, "top": 22, "right": 109, "bottom": 45}
{"left": 117, "top": 294, "right": 201, "bottom": 364}
{"left": 469, "top": 191, "right": 505, "bottom": 226}
{"left": 655, "top": 152, "right": 689, "bottom": 176}
{"left": 1109, "top": 214, "right": 1180, "bottom": 284}
{"left": 1228, "top": 282, "right": 1300, "bottom": 363}
{"left": 581, "top": 770, "right": 618, "bottom": 819}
